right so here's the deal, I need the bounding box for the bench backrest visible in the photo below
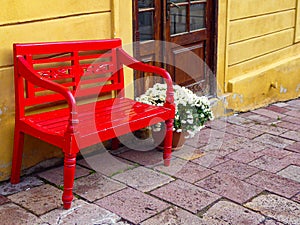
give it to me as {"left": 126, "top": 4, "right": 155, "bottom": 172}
{"left": 14, "top": 39, "right": 124, "bottom": 110}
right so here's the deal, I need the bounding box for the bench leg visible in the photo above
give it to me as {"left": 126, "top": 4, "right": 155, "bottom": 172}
{"left": 10, "top": 129, "right": 25, "bottom": 184}
{"left": 62, "top": 153, "right": 76, "bottom": 209}
{"left": 163, "top": 119, "right": 173, "bottom": 166}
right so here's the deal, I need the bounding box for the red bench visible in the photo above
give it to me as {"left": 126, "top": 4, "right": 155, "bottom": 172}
{"left": 10, "top": 39, "right": 175, "bottom": 209}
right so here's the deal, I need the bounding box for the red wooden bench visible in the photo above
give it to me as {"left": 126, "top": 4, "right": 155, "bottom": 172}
{"left": 10, "top": 39, "right": 175, "bottom": 209}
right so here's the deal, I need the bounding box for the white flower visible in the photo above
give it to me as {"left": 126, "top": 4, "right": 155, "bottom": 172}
{"left": 187, "top": 119, "right": 193, "bottom": 124}
{"left": 136, "top": 83, "right": 214, "bottom": 139}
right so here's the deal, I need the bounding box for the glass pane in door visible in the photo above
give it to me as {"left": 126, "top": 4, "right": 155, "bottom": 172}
{"left": 170, "top": 6, "right": 187, "bottom": 35}
{"left": 139, "top": 11, "right": 154, "bottom": 41}
{"left": 138, "top": 0, "right": 153, "bottom": 8}
{"left": 190, "top": 4, "right": 206, "bottom": 30}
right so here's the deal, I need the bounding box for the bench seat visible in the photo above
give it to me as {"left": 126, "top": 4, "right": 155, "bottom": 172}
{"left": 22, "top": 98, "right": 173, "bottom": 149}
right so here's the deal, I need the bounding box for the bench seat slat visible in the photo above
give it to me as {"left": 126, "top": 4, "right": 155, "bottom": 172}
{"left": 25, "top": 98, "right": 171, "bottom": 140}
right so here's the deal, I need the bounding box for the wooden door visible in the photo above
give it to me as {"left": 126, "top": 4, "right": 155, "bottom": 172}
{"left": 133, "top": 0, "right": 164, "bottom": 96}
{"left": 133, "top": 0, "right": 214, "bottom": 96}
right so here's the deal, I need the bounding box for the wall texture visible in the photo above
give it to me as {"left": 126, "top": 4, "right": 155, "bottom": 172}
{"left": 0, "top": 0, "right": 132, "bottom": 181}
{"left": 218, "top": 0, "right": 300, "bottom": 111}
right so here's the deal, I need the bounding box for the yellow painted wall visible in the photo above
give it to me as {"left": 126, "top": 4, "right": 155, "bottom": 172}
{"left": 0, "top": 0, "right": 132, "bottom": 181}
{"left": 218, "top": 0, "right": 300, "bottom": 111}
{"left": 295, "top": 0, "right": 300, "bottom": 42}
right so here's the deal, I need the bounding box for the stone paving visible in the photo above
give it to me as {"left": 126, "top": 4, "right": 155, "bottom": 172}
{"left": 0, "top": 98, "right": 300, "bottom": 224}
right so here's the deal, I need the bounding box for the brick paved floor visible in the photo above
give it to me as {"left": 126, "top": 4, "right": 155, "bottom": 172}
{"left": 0, "top": 98, "right": 300, "bottom": 224}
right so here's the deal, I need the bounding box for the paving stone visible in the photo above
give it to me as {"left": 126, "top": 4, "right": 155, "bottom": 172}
{"left": 241, "top": 112, "right": 274, "bottom": 123}
{"left": 196, "top": 173, "right": 263, "bottom": 204}
{"left": 259, "top": 147, "right": 292, "bottom": 159}
{"left": 252, "top": 108, "right": 286, "bottom": 120}
{"left": 201, "top": 200, "right": 265, "bottom": 225}
{"left": 0, "top": 195, "right": 9, "bottom": 205}
{"left": 285, "top": 141, "right": 300, "bottom": 153}
{"left": 245, "top": 171, "right": 300, "bottom": 198}
{"left": 151, "top": 156, "right": 187, "bottom": 172}
{"left": 245, "top": 193, "right": 300, "bottom": 225}
{"left": 172, "top": 144, "right": 205, "bottom": 160}
{"left": 8, "top": 184, "right": 63, "bottom": 215}
{"left": 141, "top": 206, "right": 205, "bottom": 225}
{"left": 273, "top": 102, "right": 290, "bottom": 108}
{"left": 151, "top": 180, "right": 220, "bottom": 213}
{"left": 286, "top": 106, "right": 300, "bottom": 111}
{"left": 251, "top": 123, "right": 288, "bottom": 136}
{"left": 277, "top": 165, "right": 300, "bottom": 183}
{"left": 41, "top": 199, "right": 122, "bottom": 225}
{"left": 284, "top": 109, "right": 300, "bottom": 118}
{"left": 225, "top": 124, "right": 265, "bottom": 139}
{"left": 198, "top": 133, "right": 240, "bottom": 153}
{"left": 185, "top": 128, "right": 227, "bottom": 148}
{"left": 172, "top": 162, "right": 216, "bottom": 183}
{"left": 253, "top": 134, "right": 294, "bottom": 149}
{"left": 292, "top": 193, "right": 300, "bottom": 203}
{"left": 117, "top": 132, "right": 158, "bottom": 152}
{"left": 0, "top": 176, "right": 44, "bottom": 196}
{"left": 226, "top": 149, "right": 264, "bottom": 163}
{"left": 226, "top": 115, "right": 255, "bottom": 127}
{"left": 95, "top": 188, "right": 169, "bottom": 224}
{"left": 206, "top": 119, "right": 228, "bottom": 130}
{"left": 259, "top": 218, "right": 284, "bottom": 225}
{"left": 202, "top": 144, "right": 236, "bottom": 156}
{"left": 154, "top": 159, "right": 215, "bottom": 183}
{"left": 192, "top": 152, "right": 229, "bottom": 168}
{"left": 0, "top": 203, "right": 42, "bottom": 225}
{"left": 22, "top": 157, "right": 64, "bottom": 177}
{"left": 280, "top": 130, "right": 300, "bottom": 142}
{"left": 112, "top": 166, "right": 173, "bottom": 192}
{"left": 276, "top": 121, "right": 300, "bottom": 131}
{"left": 117, "top": 149, "right": 163, "bottom": 166}
{"left": 38, "top": 164, "right": 91, "bottom": 186}
{"left": 287, "top": 99, "right": 300, "bottom": 106}
{"left": 202, "top": 145, "right": 235, "bottom": 157}
{"left": 249, "top": 155, "right": 291, "bottom": 173}
{"left": 266, "top": 105, "right": 289, "bottom": 114}
{"left": 212, "top": 160, "right": 260, "bottom": 179}
{"left": 222, "top": 135, "right": 256, "bottom": 151}
{"left": 283, "top": 152, "right": 300, "bottom": 166}
{"left": 73, "top": 173, "right": 126, "bottom": 202}
{"left": 282, "top": 116, "right": 300, "bottom": 125}
{"left": 240, "top": 140, "right": 272, "bottom": 152}
{"left": 77, "top": 151, "right": 135, "bottom": 176}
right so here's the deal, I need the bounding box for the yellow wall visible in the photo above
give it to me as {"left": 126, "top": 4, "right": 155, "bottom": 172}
{"left": 218, "top": 0, "right": 300, "bottom": 111}
{"left": 0, "top": 0, "right": 132, "bottom": 181}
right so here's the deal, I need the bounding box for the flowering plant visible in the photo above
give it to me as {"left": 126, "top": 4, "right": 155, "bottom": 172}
{"left": 136, "top": 83, "right": 214, "bottom": 138}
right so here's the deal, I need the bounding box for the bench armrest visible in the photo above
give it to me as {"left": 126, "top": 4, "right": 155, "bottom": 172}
{"left": 17, "top": 56, "right": 78, "bottom": 124}
{"left": 117, "top": 48, "right": 174, "bottom": 107}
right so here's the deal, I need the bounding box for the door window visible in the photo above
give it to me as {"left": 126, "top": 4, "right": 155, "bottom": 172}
{"left": 169, "top": 0, "right": 207, "bottom": 35}
{"left": 170, "top": 5, "right": 187, "bottom": 34}
{"left": 190, "top": 3, "right": 206, "bottom": 30}
{"left": 138, "top": 0, "right": 155, "bottom": 41}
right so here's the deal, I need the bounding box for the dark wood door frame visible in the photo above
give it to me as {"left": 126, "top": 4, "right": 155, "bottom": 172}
{"left": 132, "top": 0, "right": 217, "bottom": 97}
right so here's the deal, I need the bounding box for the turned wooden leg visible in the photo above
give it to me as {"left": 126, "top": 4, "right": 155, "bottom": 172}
{"left": 164, "top": 119, "right": 173, "bottom": 166}
{"left": 10, "top": 129, "right": 25, "bottom": 184}
{"left": 62, "top": 153, "right": 76, "bottom": 209}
